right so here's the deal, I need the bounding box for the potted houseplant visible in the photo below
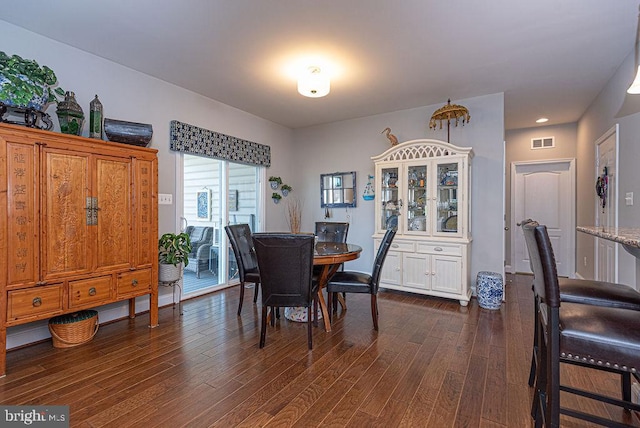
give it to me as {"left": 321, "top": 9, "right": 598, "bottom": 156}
{"left": 158, "top": 232, "right": 192, "bottom": 282}
{"left": 280, "top": 184, "right": 292, "bottom": 197}
{"left": 272, "top": 192, "right": 282, "bottom": 204}
{"left": 0, "top": 51, "right": 65, "bottom": 111}
{"left": 268, "top": 176, "right": 282, "bottom": 189}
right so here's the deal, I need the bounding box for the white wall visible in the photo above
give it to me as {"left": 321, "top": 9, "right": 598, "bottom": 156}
{"left": 291, "top": 93, "right": 506, "bottom": 284}
{"left": 2, "top": 20, "right": 295, "bottom": 348}
{"left": 577, "top": 50, "right": 640, "bottom": 287}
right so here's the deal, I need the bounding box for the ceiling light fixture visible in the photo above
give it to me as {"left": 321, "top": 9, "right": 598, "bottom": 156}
{"left": 628, "top": 6, "right": 640, "bottom": 94}
{"left": 536, "top": 118, "right": 549, "bottom": 123}
{"left": 297, "top": 66, "right": 330, "bottom": 98}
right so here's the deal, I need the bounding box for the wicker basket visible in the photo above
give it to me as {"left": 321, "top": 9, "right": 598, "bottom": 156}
{"left": 48, "top": 310, "right": 99, "bottom": 348}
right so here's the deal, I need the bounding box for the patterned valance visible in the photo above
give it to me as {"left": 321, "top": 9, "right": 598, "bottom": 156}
{"left": 169, "top": 120, "right": 271, "bottom": 167}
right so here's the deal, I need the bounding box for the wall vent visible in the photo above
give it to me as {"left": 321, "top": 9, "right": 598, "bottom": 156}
{"left": 531, "top": 136, "right": 555, "bottom": 150}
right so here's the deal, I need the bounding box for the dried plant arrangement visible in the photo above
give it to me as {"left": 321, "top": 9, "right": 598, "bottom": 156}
{"left": 286, "top": 196, "right": 303, "bottom": 234}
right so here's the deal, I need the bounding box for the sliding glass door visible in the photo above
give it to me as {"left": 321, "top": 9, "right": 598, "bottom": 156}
{"left": 181, "top": 154, "right": 260, "bottom": 298}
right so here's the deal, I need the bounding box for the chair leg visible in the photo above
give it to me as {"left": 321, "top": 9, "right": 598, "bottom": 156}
{"left": 307, "top": 306, "right": 313, "bottom": 350}
{"left": 622, "top": 372, "right": 632, "bottom": 406}
{"left": 252, "top": 282, "right": 260, "bottom": 303}
{"left": 237, "top": 281, "right": 245, "bottom": 316}
{"left": 271, "top": 307, "right": 276, "bottom": 326}
{"left": 528, "top": 300, "right": 539, "bottom": 387}
{"left": 259, "top": 305, "right": 267, "bottom": 348}
{"left": 313, "top": 297, "right": 319, "bottom": 327}
{"left": 327, "top": 291, "right": 333, "bottom": 323}
{"left": 371, "top": 294, "right": 379, "bottom": 331}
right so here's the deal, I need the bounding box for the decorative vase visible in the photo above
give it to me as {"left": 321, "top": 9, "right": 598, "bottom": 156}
{"left": 0, "top": 73, "right": 50, "bottom": 111}
{"left": 273, "top": 197, "right": 280, "bottom": 204}
{"left": 89, "top": 94, "right": 103, "bottom": 139}
{"left": 281, "top": 189, "right": 289, "bottom": 197}
{"left": 56, "top": 91, "right": 84, "bottom": 135}
{"left": 270, "top": 181, "right": 279, "bottom": 190}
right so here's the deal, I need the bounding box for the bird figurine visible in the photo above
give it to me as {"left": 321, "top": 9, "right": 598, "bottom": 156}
{"left": 381, "top": 127, "right": 398, "bottom": 146}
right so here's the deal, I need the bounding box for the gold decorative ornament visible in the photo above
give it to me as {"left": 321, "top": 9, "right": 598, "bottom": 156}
{"left": 429, "top": 99, "right": 470, "bottom": 143}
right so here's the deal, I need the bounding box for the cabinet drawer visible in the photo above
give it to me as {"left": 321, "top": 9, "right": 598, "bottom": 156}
{"left": 416, "top": 242, "right": 462, "bottom": 256}
{"left": 69, "top": 275, "right": 112, "bottom": 308}
{"left": 117, "top": 269, "right": 152, "bottom": 297}
{"left": 7, "top": 284, "right": 64, "bottom": 321}
{"left": 377, "top": 239, "right": 415, "bottom": 252}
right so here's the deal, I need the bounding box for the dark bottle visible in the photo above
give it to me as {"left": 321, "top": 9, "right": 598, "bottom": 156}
{"left": 89, "top": 94, "right": 103, "bottom": 139}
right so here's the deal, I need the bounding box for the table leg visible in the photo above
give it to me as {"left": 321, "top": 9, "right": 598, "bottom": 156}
{"left": 316, "top": 263, "right": 341, "bottom": 332}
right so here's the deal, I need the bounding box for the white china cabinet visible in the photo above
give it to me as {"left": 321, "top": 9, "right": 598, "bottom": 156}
{"left": 372, "top": 139, "right": 473, "bottom": 305}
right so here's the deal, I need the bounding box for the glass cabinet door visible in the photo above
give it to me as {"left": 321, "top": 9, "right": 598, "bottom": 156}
{"left": 406, "top": 164, "right": 428, "bottom": 233}
{"left": 380, "top": 166, "right": 400, "bottom": 230}
{"left": 436, "top": 162, "right": 459, "bottom": 233}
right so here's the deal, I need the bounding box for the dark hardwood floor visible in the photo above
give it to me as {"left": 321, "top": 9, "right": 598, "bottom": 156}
{"left": 1, "top": 274, "right": 639, "bottom": 427}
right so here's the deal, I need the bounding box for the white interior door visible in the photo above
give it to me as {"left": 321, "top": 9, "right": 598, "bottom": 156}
{"left": 595, "top": 126, "right": 618, "bottom": 283}
{"left": 512, "top": 159, "right": 575, "bottom": 277}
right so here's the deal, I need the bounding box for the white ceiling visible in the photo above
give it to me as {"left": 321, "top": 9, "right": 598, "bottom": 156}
{"left": 1, "top": 0, "right": 638, "bottom": 130}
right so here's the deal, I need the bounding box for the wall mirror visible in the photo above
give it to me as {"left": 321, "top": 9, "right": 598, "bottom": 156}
{"left": 321, "top": 171, "right": 356, "bottom": 208}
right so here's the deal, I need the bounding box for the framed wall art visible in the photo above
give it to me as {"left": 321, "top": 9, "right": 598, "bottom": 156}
{"left": 196, "top": 189, "right": 211, "bottom": 220}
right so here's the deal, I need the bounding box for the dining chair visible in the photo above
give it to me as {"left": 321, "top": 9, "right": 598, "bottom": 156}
{"left": 326, "top": 227, "right": 396, "bottom": 330}
{"left": 225, "top": 224, "right": 261, "bottom": 316}
{"left": 314, "top": 221, "right": 350, "bottom": 307}
{"left": 315, "top": 222, "right": 349, "bottom": 243}
{"left": 525, "top": 222, "right": 640, "bottom": 426}
{"left": 520, "top": 219, "right": 640, "bottom": 389}
{"left": 252, "top": 233, "right": 317, "bottom": 349}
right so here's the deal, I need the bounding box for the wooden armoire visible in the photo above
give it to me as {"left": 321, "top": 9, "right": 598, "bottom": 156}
{"left": 0, "top": 123, "right": 158, "bottom": 376}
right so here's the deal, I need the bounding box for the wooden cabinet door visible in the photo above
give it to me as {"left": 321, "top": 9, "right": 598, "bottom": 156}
{"left": 41, "top": 148, "right": 91, "bottom": 280}
{"left": 94, "top": 155, "right": 131, "bottom": 272}
{"left": 3, "top": 137, "right": 39, "bottom": 288}
{"left": 431, "top": 255, "right": 462, "bottom": 294}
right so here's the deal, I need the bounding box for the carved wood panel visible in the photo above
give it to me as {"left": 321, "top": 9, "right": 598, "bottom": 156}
{"left": 95, "top": 156, "right": 131, "bottom": 270}
{"left": 6, "top": 141, "right": 38, "bottom": 287}
{"left": 134, "top": 159, "right": 155, "bottom": 267}
{"left": 42, "top": 149, "right": 90, "bottom": 278}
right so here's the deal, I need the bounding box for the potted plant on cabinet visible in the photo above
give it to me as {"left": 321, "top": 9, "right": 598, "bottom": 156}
{"left": 158, "top": 232, "right": 192, "bottom": 282}
{"left": 268, "top": 176, "right": 282, "bottom": 189}
{"left": 272, "top": 192, "right": 282, "bottom": 204}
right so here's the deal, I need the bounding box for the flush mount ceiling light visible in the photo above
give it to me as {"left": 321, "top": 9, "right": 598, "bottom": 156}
{"left": 628, "top": 6, "right": 640, "bottom": 94}
{"left": 297, "top": 66, "right": 330, "bottom": 98}
{"left": 536, "top": 117, "right": 549, "bottom": 123}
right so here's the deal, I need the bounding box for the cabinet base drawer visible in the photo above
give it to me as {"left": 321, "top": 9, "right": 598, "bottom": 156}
{"left": 69, "top": 275, "right": 113, "bottom": 308}
{"left": 117, "top": 269, "right": 152, "bottom": 297}
{"left": 376, "top": 239, "right": 415, "bottom": 252}
{"left": 416, "top": 242, "right": 462, "bottom": 256}
{"left": 8, "top": 284, "right": 64, "bottom": 322}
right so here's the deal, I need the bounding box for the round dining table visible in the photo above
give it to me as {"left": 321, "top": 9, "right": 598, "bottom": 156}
{"left": 312, "top": 242, "right": 362, "bottom": 332}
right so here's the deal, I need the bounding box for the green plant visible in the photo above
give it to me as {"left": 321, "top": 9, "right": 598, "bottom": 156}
{"left": 268, "top": 176, "right": 282, "bottom": 185}
{"left": 271, "top": 192, "right": 282, "bottom": 200}
{"left": 0, "top": 51, "right": 65, "bottom": 109}
{"left": 158, "top": 232, "right": 192, "bottom": 267}
{"left": 280, "top": 184, "right": 292, "bottom": 191}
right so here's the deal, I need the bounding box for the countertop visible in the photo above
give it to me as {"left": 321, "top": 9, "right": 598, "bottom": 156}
{"left": 577, "top": 226, "right": 640, "bottom": 250}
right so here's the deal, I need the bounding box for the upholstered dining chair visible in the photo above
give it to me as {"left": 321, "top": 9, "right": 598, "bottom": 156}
{"left": 525, "top": 222, "right": 640, "bottom": 427}
{"left": 252, "top": 233, "right": 317, "bottom": 349}
{"left": 225, "top": 224, "right": 261, "bottom": 316}
{"left": 315, "top": 222, "right": 349, "bottom": 244}
{"left": 520, "top": 219, "right": 640, "bottom": 389}
{"left": 326, "top": 227, "right": 396, "bottom": 330}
